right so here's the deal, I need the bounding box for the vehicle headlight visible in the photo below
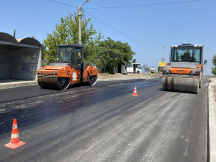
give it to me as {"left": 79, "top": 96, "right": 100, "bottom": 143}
{"left": 52, "top": 71, "right": 57, "bottom": 75}
{"left": 190, "top": 69, "right": 200, "bottom": 75}
{"left": 163, "top": 68, "right": 171, "bottom": 74}
{"left": 38, "top": 71, "right": 42, "bottom": 74}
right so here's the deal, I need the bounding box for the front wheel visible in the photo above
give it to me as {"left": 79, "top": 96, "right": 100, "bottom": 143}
{"left": 87, "top": 75, "right": 97, "bottom": 86}
{"left": 57, "top": 77, "right": 70, "bottom": 90}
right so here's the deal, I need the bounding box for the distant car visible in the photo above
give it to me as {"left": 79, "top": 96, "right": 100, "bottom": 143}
{"left": 127, "top": 63, "right": 142, "bottom": 74}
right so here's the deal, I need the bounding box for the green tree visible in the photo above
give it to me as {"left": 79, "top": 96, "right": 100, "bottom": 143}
{"left": 132, "top": 58, "right": 136, "bottom": 63}
{"left": 41, "top": 44, "right": 48, "bottom": 67}
{"left": 88, "top": 37, "right": 135, "bottom": 73}
{"left": 212, "top": 55, "right": 216, "bottom": 75}
{"left": 43, "top": 11, "right": 101, "bottom": 64}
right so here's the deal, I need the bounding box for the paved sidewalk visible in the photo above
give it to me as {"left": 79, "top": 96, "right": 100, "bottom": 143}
{"left": 0, "top": 79, "right": 37, "bottom": 90}
{"left": 209, "top": 77, "right": 216, "bottom": 162}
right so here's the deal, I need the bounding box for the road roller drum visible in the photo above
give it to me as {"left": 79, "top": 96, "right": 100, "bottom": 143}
{"left": 162, "top": 77, "right": 199, "bottom": 94}
{"left": 37, "top": 76, "right": 70, "bottom": 90}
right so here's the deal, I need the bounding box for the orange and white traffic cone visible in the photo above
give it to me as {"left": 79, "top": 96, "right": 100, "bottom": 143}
{"left": 4, "top": 119, "right": 25, "bottom": 149}
{"left": 132, "top": 85, "right": 138, "bottom": 96}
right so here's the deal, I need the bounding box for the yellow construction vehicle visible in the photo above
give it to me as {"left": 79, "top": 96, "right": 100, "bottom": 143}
{"left": 36, "top": 44, "right": 98, "bottom": 90}
{"left": 158, "top": 62, "right": 167, "bottom": 73}
{"left": 162, "top": 44, "right": 204, "bottom": 94}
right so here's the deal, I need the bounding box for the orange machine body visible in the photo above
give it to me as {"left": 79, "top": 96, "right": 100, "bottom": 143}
{"left": 165, "top": 64, "right": 203, "bottom": 78}
{"left": 36, "top": 44, "right": 98, "bottom": 90}
{"left": 36, "top": 64, "right": 98, "bottom": 84}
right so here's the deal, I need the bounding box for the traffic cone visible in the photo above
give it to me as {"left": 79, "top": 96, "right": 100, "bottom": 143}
{"left": 4, "top": 119, "right": 25, "bottom": 149}
{"left": 132, "top": 85, "right": 138, "bottom": 96}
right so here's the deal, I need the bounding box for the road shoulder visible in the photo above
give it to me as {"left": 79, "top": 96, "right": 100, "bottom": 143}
{"left": 209, "top": 77, "right": 216, "bottom": 162}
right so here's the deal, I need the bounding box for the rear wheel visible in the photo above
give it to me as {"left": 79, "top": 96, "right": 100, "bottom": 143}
{"left": 87, "top": 75, "right": 97, "bottom": 86}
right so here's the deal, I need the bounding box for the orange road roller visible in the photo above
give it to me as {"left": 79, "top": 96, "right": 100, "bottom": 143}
{"left": 36, "top": 44, "right": 98, "bottom": 90}
{"left": 162, "top": 44, "right": 205, "bottom": 94}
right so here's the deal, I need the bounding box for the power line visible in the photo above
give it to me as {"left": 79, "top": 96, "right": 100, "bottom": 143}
{"left": 49, "top": 0, "right": 77, "bottom": 8}
{"left": 47, "top": 0, "right": 202, "bottom": 47}
{"left": 84, "top": 0, "right": 201, "bottom": 10}
{"left": 43, "top": 0, "right": 173, "bottom": 48}
{"left": 83, "top": 10, "right": 163, "bottom": 47}
{"left": 34, "top": 0, "right": 154, "bottom": 46}
{"left": 31, "top": 0, "right": 71, "bottom": 12}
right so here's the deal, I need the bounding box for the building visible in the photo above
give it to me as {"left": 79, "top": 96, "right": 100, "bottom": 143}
{"left": 0, "top": 32, "right": 41, "bottom": 81}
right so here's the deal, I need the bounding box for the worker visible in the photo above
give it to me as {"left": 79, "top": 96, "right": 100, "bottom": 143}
{"left": 182, "top": 50, "right": 192, "bottom": 61}
{"left": 150, "top": 66, "right": 154, "bottom": 77}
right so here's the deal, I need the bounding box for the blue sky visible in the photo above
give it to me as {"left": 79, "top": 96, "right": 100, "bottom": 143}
{"left": 1, "top": 0, "right": 216, "bottom": 75}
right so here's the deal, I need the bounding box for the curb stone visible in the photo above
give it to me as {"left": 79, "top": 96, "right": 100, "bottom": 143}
{"left": 209, "top": 84, "right": 216, "bottom": 162}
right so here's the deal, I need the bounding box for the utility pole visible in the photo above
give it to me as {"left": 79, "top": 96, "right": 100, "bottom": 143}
{"left": 78, "top": 5, "right": 82, "bottom": 44}
{"left": 78, "top": 0, "right": 90, "bottom": 44}
{"left": 162, "top": 45, "right": 165, "bottom": 62}
{"left": 13, "top": 29, "right": 16, "bottom": 39}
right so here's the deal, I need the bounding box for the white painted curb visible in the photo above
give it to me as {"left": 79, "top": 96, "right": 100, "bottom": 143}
{"left": 209, "top": 85, "right": 216, "bottom": 162}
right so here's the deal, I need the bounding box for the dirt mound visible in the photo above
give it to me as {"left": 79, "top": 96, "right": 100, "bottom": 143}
{"left": 97, "top": 73, "right": 125, "bottom": 78}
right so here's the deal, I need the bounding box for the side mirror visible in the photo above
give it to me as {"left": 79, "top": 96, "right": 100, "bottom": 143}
{"left": 204, "top": 59, "right": 207, "bottom": 65}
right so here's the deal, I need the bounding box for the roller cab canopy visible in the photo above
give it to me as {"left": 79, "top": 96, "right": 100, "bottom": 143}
{"left": 170, "top": 44, "right": 203, "bottom": 65}
{"left": 56, "top": 44, "right": 84, "bottom": 69}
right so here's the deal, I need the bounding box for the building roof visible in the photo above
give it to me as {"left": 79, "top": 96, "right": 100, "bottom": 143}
{"left": 0, "top": 32, "right": 41, "bottom": 50}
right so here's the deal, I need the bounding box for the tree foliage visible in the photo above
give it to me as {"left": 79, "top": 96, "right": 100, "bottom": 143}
{"left": 43, "top": 12, "right": 101, "bottom": 63}
{"left": 132, "top": 59, "right": 136, "bottom": 63}
{"left": 42, "top": 12, "right": 135, "bottom": 74}
{"left": 212, "top": 54, "right": 216, "bottom": 75}
{"left": 86, "top": 37, "right": 135, "bottom": 73}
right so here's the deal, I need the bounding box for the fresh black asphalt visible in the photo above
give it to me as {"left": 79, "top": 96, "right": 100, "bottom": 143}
{"left": 0, "top": 78, "right": 208, "bottom": 161}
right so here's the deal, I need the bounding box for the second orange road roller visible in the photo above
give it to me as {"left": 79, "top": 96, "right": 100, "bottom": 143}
{"left": 36, "top": 44, "right": 98, "bottom": 90}
{"left": 162, "top": 44, "right": 205, "bottom": 94}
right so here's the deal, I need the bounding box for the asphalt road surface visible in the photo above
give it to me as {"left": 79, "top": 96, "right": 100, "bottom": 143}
{"left": 0, "top": 78, "right": 208, "bottom": 162}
